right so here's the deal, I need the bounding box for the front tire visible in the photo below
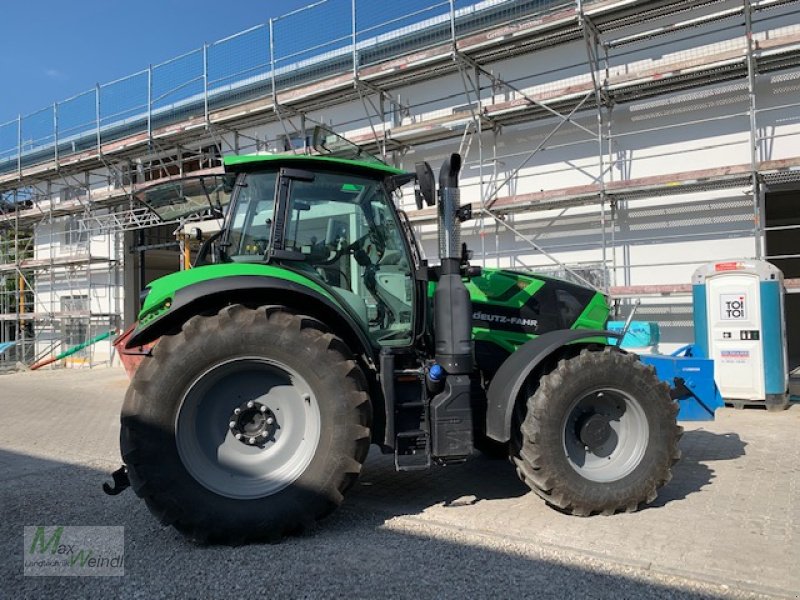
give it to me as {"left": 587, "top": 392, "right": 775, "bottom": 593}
{"left": 511, "top": 347, "right": 681, "bottom": 516}
{"left": 121, "top": 305, "right": 371, "bottom": 543}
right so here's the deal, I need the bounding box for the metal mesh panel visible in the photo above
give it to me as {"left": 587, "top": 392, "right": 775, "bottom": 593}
{"left": 20, "top": 108, "right": 55, "bottom": 167}
{"left": 99, "top": 72, "right": 148, "bottom": 145}
{"left": 151, "top": 50, "right": 204, "bottom": 124}
{"left": 438, "top": 187, "right": 462, "bottom": 258}
{"left": 207, "top": 25, "right": 270, "bottom": 110}
{"left": 453, "top": 0, "right": 571, "bottom": 37}
{"left": 272, "top": 0, "right": 352, "bottom": 92}
{"left": 355, "top": 0, "right": 451, "bottom": 68}
{"left": 0, "top": 120, "right": 17, "bottom": 174}
{"left": 57, "top": 90, "right": 98, "bottom": 159}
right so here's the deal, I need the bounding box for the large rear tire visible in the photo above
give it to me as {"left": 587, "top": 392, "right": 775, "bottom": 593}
{"left": 121, "top": 304, "right": 371, "bottom": 543}
{"left": 511, "top": 347, "right": 681, "bottom": 516}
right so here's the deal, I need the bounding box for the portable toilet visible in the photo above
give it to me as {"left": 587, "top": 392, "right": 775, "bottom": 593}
{"left": 692, "top": 260, "right": 789, "bottom": 411}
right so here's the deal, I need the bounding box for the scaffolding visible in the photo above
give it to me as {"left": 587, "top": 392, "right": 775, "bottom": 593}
{"left": 1, "top": 0, "right": 800, "bottom": 368}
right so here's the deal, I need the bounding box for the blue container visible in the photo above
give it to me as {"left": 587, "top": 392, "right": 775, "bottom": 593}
{"left": 640, "top": 347, "right": 724, "bottom": 421}
{"left": 607, "top": 321, "right": 660, "bottom": 348}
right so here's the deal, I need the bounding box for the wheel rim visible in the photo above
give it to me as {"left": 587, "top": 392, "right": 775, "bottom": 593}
{"left": 175, "top": 357, "right": 321, "bottom": 500}
{"left": 561, "top": 387, "right": 649, "bottom": 483}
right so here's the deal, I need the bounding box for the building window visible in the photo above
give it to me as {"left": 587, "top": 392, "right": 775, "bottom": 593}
{"left": 61, "top": 296, "right": 89, "bottom": 351}
{"left": 63, "top": 216, "right": 88, "bottom": 247}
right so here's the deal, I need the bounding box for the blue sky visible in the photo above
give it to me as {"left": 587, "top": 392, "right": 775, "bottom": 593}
{"left": 0, "top": 1, "right": 314, "bottom": 123}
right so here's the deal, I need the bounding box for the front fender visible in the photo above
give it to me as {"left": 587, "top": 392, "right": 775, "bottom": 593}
{"left": 126, "top": 275, "right": 376, "bottom": 363}
{"left": 485, "top": 329, "right": 622, "bottom": 442}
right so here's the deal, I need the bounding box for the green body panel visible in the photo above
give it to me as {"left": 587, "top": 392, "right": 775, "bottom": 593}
{"left": 572, "top": 292, "right": 612, "bottom": 332}
{"left": 223, "top": 154, "right": 406, "bottom": 176}
{"left": 138, "top": 263, "right": 335, "bottom": 324}
{"left": 470, "top": 270, "right": 608, "bottom": 347}
{"left": 466, "top": 269, "right": 546, "bottom": 303}
{"left": 466, "top": 270, "right": 545, "bottom": 354}
{"left": 449, "top": 267, "right": 610, "bottom": 353}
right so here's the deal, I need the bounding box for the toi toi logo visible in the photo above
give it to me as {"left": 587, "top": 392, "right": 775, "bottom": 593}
{"left": 721, "top": 294, "right": 746, "bottom": 320}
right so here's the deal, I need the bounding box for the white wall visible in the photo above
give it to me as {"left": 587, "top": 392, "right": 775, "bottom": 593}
{"left": 32, "top": 218, "right": 122, "bottom": 367}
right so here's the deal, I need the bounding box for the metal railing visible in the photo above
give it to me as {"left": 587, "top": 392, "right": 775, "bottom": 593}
{"left": 0, "top": 0, "right": 570, "bottom": 181}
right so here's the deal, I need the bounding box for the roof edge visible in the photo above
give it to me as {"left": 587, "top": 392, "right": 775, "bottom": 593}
{"left": 223, "top": 154, "right": 406, "bottom": 176}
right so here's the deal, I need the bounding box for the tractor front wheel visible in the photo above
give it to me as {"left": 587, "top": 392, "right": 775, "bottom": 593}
{"left": 511, "top": 347, "right": 681, "bottom": 516}
{"left": 120, "top": 305, "right": 371, "bottom": 543}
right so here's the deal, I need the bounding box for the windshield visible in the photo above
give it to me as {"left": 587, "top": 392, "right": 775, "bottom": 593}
{"left": 135, "top": 175, "right": 234, "bottom": 222}
{"left": 226, "top": 169, "right": 415, "bottom": 347}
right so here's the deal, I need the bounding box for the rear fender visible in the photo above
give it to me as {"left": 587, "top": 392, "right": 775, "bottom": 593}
{"left": 126, "top": 275, "right": 376, "bottom": 365}
{"left": 485, "top": 329, "right": 622, "bottom": 442}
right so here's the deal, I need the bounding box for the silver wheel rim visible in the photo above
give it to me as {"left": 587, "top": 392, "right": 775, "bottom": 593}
{"left": 561, "top": 387, "right": 649, "bottom": 483}
{"left": 175, "top": 357, "right": 321, "bottom": 500}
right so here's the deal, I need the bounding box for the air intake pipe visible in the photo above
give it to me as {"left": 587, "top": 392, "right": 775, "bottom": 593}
{"left": 434, "top": 153, "right": 472, "bottom": 374}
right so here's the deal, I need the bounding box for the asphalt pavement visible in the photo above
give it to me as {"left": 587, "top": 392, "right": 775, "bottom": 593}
{"left": 1, "top": 367, "right": 798, "bottom": 599}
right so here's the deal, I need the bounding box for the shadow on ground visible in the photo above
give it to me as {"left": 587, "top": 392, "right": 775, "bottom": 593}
{"left": 348, "top": 428, "right": 748, "bottom": 515}
{"left": 648, "top": 429, "right": 747, "bottom": 509}
{"left": 1, "top": 449, "right": 732, "bottom": 599}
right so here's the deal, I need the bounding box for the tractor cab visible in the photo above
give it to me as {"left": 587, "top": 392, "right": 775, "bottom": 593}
{"left": 220, "top": 160, "right": 421, "bottom": 347}
{"left": 133, "top": 129, "right": 433, "bottom": 349}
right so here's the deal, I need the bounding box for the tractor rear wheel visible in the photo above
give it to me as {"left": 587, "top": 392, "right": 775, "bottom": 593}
{"left": 511, "top": 347, "right": 681, "bottom": 516}
{"left": 120, "top": 304, "right": 371, "bottom": 543}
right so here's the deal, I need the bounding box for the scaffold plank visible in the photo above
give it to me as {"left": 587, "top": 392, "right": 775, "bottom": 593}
{"left": 0, "top": 255, "right": 115, "bottom": 275}
{"left": 610, "top": 278, "right": 800, "bottom": 297}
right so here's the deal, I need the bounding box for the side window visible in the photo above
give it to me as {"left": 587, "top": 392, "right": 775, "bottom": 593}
{"left": 228, "top": 173, "right": 276, "bottom": 261}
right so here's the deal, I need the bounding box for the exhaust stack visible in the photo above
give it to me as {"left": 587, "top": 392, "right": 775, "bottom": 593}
{"left": 430, "top": 153, "right": 474, "bottom": 460}
{"left": 433, "top": 153, "right": 472, "bottom": 375}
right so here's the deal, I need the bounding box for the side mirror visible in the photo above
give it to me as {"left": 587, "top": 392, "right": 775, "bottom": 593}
{"left": 415, "top": 162, "right": 435, "bottom": 210}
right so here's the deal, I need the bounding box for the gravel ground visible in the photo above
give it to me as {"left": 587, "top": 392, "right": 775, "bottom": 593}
{"left": 1, "top": 367, "right": 798, "bottom": 599}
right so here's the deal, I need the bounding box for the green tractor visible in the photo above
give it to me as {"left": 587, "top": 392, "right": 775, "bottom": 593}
{"left": 109, "top": 130, "right": 681, "bottom": 543}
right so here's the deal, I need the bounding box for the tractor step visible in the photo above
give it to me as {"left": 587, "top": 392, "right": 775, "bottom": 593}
{"left": 397, "top": 401, "right": 425, "bottom": 409}
{"left": 395, "top": 430, "right": 430, "bottom": 471}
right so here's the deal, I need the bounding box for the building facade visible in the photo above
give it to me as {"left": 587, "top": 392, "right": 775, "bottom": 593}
{"left": 1, "top": 0, "right": 798, "bottom": 370}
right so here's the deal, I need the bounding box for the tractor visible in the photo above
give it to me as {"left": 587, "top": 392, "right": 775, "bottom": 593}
{"left": 108, "top": 129, "right": 681, "bottom": 543}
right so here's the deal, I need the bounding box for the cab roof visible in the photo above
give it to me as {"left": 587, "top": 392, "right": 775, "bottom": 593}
{"left": 223, "top": 154, "right": 406, "bottom": 177}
